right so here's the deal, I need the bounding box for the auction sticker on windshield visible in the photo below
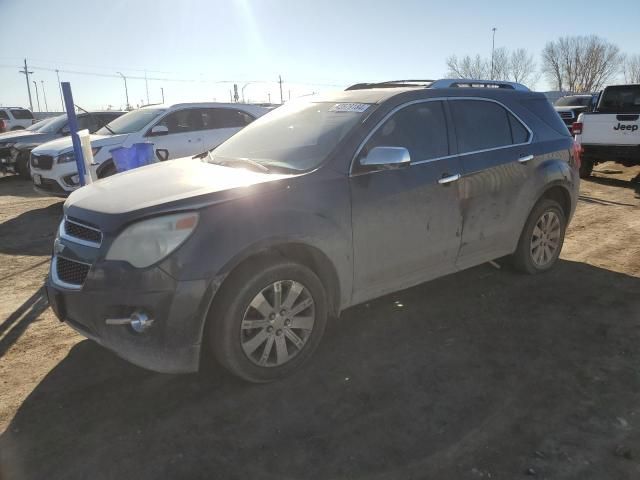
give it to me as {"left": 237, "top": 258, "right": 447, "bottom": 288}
{"left": 329, "top": 103, "right": 370, "bottom": 113}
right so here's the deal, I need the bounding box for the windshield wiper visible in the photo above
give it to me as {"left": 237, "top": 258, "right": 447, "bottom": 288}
{"left": 75, "top": 104, "right": 116, "bottom": 135}
{"left": 207, "top": 153, "right": 270, "bottom": 173}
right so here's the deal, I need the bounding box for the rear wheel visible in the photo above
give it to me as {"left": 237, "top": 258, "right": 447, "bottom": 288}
{"left": 209, "top": 258, "right": 328, "bottom": 382}
{"left": 579, "top": 158, "right": 594, "bottom": 178}
{"left": 512, "top": 199, "right": 566, "bottom": 274}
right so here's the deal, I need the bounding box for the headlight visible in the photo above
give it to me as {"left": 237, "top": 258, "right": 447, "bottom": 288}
{"left": 106, "top": 212, "right": 199, "bottom": 268}
{"left": 57, "top": 151, "right": 75, "bottom": 164}
{"left": 57, "top": 147, "right": 101, "bottom": 164}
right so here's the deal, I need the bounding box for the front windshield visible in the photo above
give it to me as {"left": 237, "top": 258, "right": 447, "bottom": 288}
{"left": 211, "top": 100, "right": 371, "bottom": 172}
{"left": 555, "top": 96, "right": 591, "bottom": 107}
{"left": 97, "top": 108, "right": 166, "bottom": 135}
{"left": 37, "top": 114, "right": 68, "bottom": 133}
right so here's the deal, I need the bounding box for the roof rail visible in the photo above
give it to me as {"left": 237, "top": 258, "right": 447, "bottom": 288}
{"left": 345, "top": 79, "right": 434, "bottom": 91}
{"left": 429, "top": 79, "right": 530, "bottom": 91}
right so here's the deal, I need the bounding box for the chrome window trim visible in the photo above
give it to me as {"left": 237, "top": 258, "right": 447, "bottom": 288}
{"left": 51, "top": 255, "right": 91, "bottom": 291}
{"left": 349, "top": 96, "right": 533, "bottom": 176}
{"left": 60, "top": 216, "right": 103, "bottom": 248}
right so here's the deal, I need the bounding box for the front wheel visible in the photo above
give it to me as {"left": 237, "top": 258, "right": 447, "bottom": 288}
{"left": 512, "top": 199, "right": 567, "bottom": 274}
{"left": 209, "top": 258, "right": 328, "bottom": 382}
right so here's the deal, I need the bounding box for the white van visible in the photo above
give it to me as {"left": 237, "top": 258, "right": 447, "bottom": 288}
{"left": 30, "top": 102, "right": 269, "bottom": 195}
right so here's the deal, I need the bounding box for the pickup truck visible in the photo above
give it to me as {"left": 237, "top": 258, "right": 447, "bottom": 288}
{"left": 574, "top": 84, "right": 640, "bottom": 178}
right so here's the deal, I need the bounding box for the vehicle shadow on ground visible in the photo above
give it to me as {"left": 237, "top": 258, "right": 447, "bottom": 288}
{"left": 0, "top": 175, "right": 46, "bottom": 199}
{"left": 0, "top": 202, "right": 62, "bottom": 256}
{"left": 589, "top": 173, "right": 640, "bottom": 198}
{"left": 0, "top": 288, "right": 48, "bottom": 358}
{"left": 1, "top": 261, "right": 640, "bottom": 480}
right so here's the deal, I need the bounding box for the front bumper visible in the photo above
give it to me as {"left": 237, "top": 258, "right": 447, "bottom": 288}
{"left": 45, "top": 259, "right": 212, "bottom": 374}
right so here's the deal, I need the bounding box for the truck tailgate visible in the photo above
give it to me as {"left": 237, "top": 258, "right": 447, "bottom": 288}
{"left": 581, "top": 113, "right": 640, "bottom": 145}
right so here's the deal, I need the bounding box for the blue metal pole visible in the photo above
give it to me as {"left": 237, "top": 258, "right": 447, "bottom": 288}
{"left": 61, "top": 82, "right": 86, "bottom": 186}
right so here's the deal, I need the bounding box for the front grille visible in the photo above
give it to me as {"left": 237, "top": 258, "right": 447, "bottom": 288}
{"left": 56, "top": 256, "right": 90, "bottom": 286}
{"left": 559, "top": 111, "right": 574, "bottom": 120}
{"left": 64, "top": 217, "right": 102, "bottom": 245}
{"left": 31, "top": 154, "right": 53, "bottom": 170}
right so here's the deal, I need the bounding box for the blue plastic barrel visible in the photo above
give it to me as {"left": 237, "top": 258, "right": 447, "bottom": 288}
{"left": 110, "top": 143, "right": 155, "bottom": 172}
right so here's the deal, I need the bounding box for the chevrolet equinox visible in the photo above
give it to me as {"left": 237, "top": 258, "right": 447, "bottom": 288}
{"left": 46, "top": 79, "right": 579, "bottom": 382}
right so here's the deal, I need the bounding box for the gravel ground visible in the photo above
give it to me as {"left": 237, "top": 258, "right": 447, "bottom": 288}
{"left": 0, "top": 164, "right": 639, "bottom": 480}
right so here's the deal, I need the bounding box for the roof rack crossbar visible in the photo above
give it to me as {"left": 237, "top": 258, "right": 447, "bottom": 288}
{"left": 429, "top": 79, "right": 530, "bottom": 91}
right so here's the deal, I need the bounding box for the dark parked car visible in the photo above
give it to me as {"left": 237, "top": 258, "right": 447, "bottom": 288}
{"left": 46, "top": 79, "right": 579, "bottom": 382}
{"left": 553, "top": 94, "right": 598, "bottom": 133}
{"left": 0, "top": 111, "right": 124, "bottom": 178}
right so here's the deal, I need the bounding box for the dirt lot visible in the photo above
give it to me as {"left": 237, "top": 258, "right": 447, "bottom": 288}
{"left": 0, "top": 165, "right": 639, "bottom": 480}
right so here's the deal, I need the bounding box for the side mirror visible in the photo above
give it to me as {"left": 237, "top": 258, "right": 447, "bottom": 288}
{"left": 149, "top": 125, "right": 169, "bottom": 137}
{"left": 359, "top": 146, "right": 410, "bottom": 170}
{"left": 61, "top": 126, "right": 70, "bottom": 135}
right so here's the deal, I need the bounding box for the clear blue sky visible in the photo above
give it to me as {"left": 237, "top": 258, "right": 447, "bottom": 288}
{"left": 1, "top": 0, "right": 639, "bottom": 111}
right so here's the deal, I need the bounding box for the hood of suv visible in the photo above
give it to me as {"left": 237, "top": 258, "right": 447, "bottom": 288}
{"left": 65, "top": 157, "right": 295, "bottom": 215}
{"left": 0, "top": 131, "right": 53, "bottom": 145}
{"left": 33, "top": 134, "right": 128, "bottom": 155}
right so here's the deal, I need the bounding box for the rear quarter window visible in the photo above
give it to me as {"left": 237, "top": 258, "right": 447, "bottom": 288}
{"left": 10, "top": 109, "right": 34, "bottom": 119}
{"left": 0, "top": 111, "right": 9, "bottom": 120}
{"left": 520, "top": 98, "right": 570, "bottom": 137}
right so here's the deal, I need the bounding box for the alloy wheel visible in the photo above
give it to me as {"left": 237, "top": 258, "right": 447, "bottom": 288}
{"left": 530, "top": 210, "right": 561, "bottom": 267}
{"left": 240, "top": 280, "right": 315, "bottom": 367}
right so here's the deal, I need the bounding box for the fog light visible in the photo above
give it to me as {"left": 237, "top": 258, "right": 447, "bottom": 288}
{"left": 130, "top": 311, "right": 154, "bottom": 333}
{"left": 105, "top": 310, "right": 154, "bottom": 333}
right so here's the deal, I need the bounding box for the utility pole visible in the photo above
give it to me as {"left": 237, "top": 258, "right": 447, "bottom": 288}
{"left": 116, "top": 72, "right": 130, "bottom": 110}
{"left": 161, "top": 87, "right": 165, "bottom": 103}
{"left": 268, "top": 93, "right": 271, "bottom": 103}
{"left": 490, "top": 27, "right": 497, "bottom": 80}
{"left": 279, "top": 75, "right": 284, "bottom": 104}
{"left": 41, "top": 80, "right": 48, "bottom": 111}
{"left": 32, "top": 80, "right": 41, "bottom": 112}
{"left": 56, "top": 70, "right": 63, "bottom": 111}
{"left": 144, "top": 70, "right": 150, "bottom": 104}
{"left": 19, "top": 59, "right": 34, "bottom": 111}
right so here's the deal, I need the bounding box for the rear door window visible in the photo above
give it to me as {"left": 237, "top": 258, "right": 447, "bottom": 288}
{"left": 200, "top": 108, "right": 255, "bottom": 129}
{"left": 450, "top": 100, "right": 515, "bottom": 154}
{"left": 364, "top": 101, "right": 449, "bottom": 162}
{"left": 10, "top": 109, "right": 34, "bottom": 119}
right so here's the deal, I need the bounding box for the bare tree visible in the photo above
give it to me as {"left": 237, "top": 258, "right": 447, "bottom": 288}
{"left": 446, "top": 48, "right": 538, "bottom": 87}
{"left": 446, "top": 54, "right": 490, "bottom": 79}
{"left": 541, "top": 35, "right": 622, "bottom": 92}
{"left": 509, "top": 48, "right": 538, "bottom": 85}
{"left": 623, "top": 54, "right": 640, "bottom": 83}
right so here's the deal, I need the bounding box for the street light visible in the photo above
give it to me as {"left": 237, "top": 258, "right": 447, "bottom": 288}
{"left": 32, "top": 80, "right": 41, "bottom": 112}
{"left": 490, "top": 27, "right": 497, "bottom": 80}
{"left": 41, "top": 80, "right": 48, "bottom": 111}
{"left": 116, "top": 71, "right": 130, "bottom": 110}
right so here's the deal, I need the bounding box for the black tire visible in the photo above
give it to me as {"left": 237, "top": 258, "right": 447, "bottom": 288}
{"left": 97, "top": 163, "right": 116, "bottom": 179}
{"left": 579, "top": 158, "right": 594, "bottom": 178}
{"left": 208, "top": 258, "right": 328, "bottom": 383}
{"left": 16, "top": 155, "right": 30, "bottom": 179}
{"left": 512, "top": 198, "right": 567, "bottom": 275}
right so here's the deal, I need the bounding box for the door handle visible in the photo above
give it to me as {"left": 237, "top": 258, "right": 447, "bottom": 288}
{"left": 438, "top": 173, "right": 461, "bottom": 185}
{"left": 518, "top": 154, "right": 534, "bottom": 164}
